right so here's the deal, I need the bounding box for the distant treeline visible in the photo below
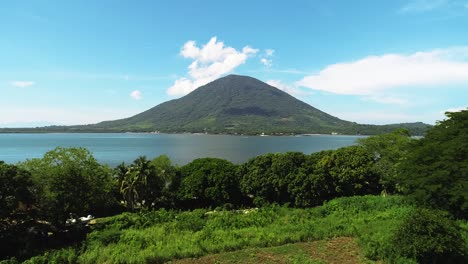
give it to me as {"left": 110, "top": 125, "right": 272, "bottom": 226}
{"left": 0, "top": 110, "right": 466, "bottom": 262}
{"left": 0, "top": 121, "right": 431, "bottom": 136}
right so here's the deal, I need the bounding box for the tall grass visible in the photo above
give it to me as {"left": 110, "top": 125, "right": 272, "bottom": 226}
{"left": 22, "top": 195, "right": 466, "bottom": 264}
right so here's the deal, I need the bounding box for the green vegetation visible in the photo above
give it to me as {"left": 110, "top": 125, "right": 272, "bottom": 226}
{"left": 398, "top": 110, "right": 468, "bottom": 218}
{"left": 390, "top": 208, "right": 465, "bottom": 263}
{"left": 73, "top": 75, "right": 356, "bottom": 134}
{"left": 17, "top": 196, "right": 468, "bottom": 263}
{"left": 179, "top": 158, "right": 242, "bottom": 208}
{"left": 0, "top": 110, "right": 466, "bottom": 263}
{"left": 0, "top": 162, "right": 34, "bottom": 219}
{"left": 172, "top": 237, "right": 375, "bottom": 264}
{"left": 357, "top": 129, "right": 413, "bottom": 194}
{"left": 0, "top": 162, "right": 36, "bottom": 259}
{"left": 0, "top": 75, "right": 431, "bottom": 135}
{"left": 20, "top": 147, "right": 117, "bottom": 225}
{"left": 117, "top": 156, "right": 165, "bottom": 212}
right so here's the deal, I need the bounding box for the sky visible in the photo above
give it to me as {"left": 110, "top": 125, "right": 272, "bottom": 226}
{"left": 1, "top": 0, "right": 467, "bottom": 127}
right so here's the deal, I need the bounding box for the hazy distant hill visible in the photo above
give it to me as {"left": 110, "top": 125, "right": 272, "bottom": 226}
{"left": 0, "top": 75, "right": 431, "bottom": 135}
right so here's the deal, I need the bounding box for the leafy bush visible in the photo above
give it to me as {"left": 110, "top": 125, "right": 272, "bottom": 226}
{"left": 389, "top": 208, "right": 466, "bottom": 263}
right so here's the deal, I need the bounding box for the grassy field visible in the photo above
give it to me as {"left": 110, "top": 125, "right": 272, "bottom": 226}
{"left": 172, "top": 237, "right": 378, "bottom": 264}
{"left": 21, "top": 195, "right": 467, "bottom": 264}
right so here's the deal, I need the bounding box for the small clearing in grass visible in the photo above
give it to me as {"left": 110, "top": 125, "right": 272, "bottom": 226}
{"left": 171, "top": 237, "right": 380, "bottom": 264}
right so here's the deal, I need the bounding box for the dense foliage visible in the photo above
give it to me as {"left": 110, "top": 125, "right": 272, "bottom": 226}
{"left": 398, "top": 110, "right": 468, "bottom": 218}
{"left": 240, "top": 147, "right": 381, "bottom": 207}
{"left": 179, "top": 158, "right": 242, "bottom": 208}
{"left": 0, "top": 162, "right": 34, "bottom": 218}
{"left": 17, "top": 196, "right": 468, "bottom": 264}
{"left": 390, "top": 208, "right": 465, "bottom": 263}
{"left": 0, "top": 162, "right": 36, "bottom": 260}
{"left": 240, "top": 152, "right": 309, "bottom": 206}
{"left": 358, "top": 129, "right": 413, "bottom": 194}
{"left": 117, "top": 156, "right": 164, "bottom": 211}
{"left": 20, "top": 147, "right": 116, "bottom": 225}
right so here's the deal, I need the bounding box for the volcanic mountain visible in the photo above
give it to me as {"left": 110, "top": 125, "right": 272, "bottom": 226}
{"left": 73, "top": 75, "right": 429, "bottom": 135}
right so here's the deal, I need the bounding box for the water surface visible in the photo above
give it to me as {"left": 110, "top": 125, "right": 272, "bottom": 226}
{"left": 0, "top": 133, "right": 365, "bottom": 166}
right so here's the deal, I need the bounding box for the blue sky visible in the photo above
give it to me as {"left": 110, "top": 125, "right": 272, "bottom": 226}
{"left": 1, "top": 0, "right": 467, "bottom": 127}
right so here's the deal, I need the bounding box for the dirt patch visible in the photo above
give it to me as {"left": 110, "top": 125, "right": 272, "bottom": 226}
{"left": 301, "top": 237, "right": 368, "bottom": 264}
{"left": 170, "top": 237, "right": 377, "bottom": 264}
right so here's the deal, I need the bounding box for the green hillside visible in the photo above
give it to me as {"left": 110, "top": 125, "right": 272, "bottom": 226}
{"left": 0, "top": 75, "right": 431, "bottom": 135}
{"left": 84, "top": 75, "right": 351, "bottom": 134}
{"left": 76, "top": 75, "right": 430, "bottom": 135}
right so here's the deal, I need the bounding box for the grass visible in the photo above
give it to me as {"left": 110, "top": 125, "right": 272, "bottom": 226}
{"left": 172, "top": 237, "right": 378, "bottom": 264}
{"left": 21, "top": 195, "right": 467, "bottom": 264}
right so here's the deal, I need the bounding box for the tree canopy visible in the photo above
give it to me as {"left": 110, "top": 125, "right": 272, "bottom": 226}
{"left": 118, "top": 156, "right": 166, "bottom": 211}
{"left": 0, "top": 161, "right": 35, "bottom": 219}
{"left": 398, "top": 110, "right": 468, "bottom": 218}
{"left": 20, "top": 147, "right": 115, "bottom": 224}
{"left": 358, "top": 129, "right": 413, "bottom": 194}
{"left": 179, "top": 158, "right": 241, "bottom": 207}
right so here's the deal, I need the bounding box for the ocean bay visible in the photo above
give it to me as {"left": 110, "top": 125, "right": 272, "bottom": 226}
{"left": 0, "top": 133, "right": 364, "bottom": 166}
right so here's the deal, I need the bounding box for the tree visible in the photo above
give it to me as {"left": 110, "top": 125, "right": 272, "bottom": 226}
{"left": 0, "top": 161, "right": 35, "bottom": 219}
{"left": 151, "top": 155, "right": 180, "bottom": 208}
{"left": 20, "top": 147, "right": 115, "bottom": 225}
{"left": 315, "top": 146, "right": 381, "bottom": 197}
{"left": 240, "top": 152, "right": 307, "bottom": 206}
{"left": 120, "top": 166, "right": 143, "bottom": 212}
{"left": 180, "top": 158, "right": 241, "bottom": 208}
{"left": 287, "top": 151, "right": 334, "bottom": 207}
{"left": 358, "top": 129, "right": 413, "bottom": 194}
{"left": 0, "top": 162, "right": 38, "bottom": 261}
{"left": 119, "top": 156, "right": 165, "bottom": 211}
{"left": 398, "top": 110, "right": 468, "bottom": 218}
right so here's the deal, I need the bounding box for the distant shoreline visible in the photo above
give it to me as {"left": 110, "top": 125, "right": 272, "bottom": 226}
{"left": 0, "top": 130, "right": 369, "bottom": 137}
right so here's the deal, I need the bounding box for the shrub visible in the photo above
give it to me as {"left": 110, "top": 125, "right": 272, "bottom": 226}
{"left": 389, "top": 208, "right": 465, "bottom": 263}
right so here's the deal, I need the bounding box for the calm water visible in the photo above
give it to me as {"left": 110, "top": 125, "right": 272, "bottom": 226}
{"left": 0, "top": 133, "right": 365, "bottom": 166}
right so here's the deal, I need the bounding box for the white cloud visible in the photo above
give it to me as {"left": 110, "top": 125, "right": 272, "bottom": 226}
{"left": 260, "top": 58, "right": 272, "bottom": 67}
{"left": 11, "top": 81, "right": 35, "bottom": 88}
{"left": 130, "top": 90, "right": 142, "bottom": 100}
{"left": 167, "top": 37, "right": 258, "bottom": 96}
{"left": 266, "top": 80, "right": 310, "bottom": 97}
{"left": 259, "top": 49, "right": 275, "bottom": 67}
{"left": 442, "top": 106, "right": 467, "bottom": 113}
{"left": 296, "top": 47, "right": 468, "bottom": 97}
{"left": 362, "top": 95, "right": 408, "bottom": 105}
{"left": 249, "top": 68, "right": 309, "bottom": 75}
{"left": 265, "top": 49, "right": 275, "bottom": 57}
{"left": 399, "top": 0, "right": 448, "bottom": 13}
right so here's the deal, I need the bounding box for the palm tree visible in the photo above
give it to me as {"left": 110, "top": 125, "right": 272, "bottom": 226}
{"left": 119, "top": 156, "right": 151, "bottom": 211}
